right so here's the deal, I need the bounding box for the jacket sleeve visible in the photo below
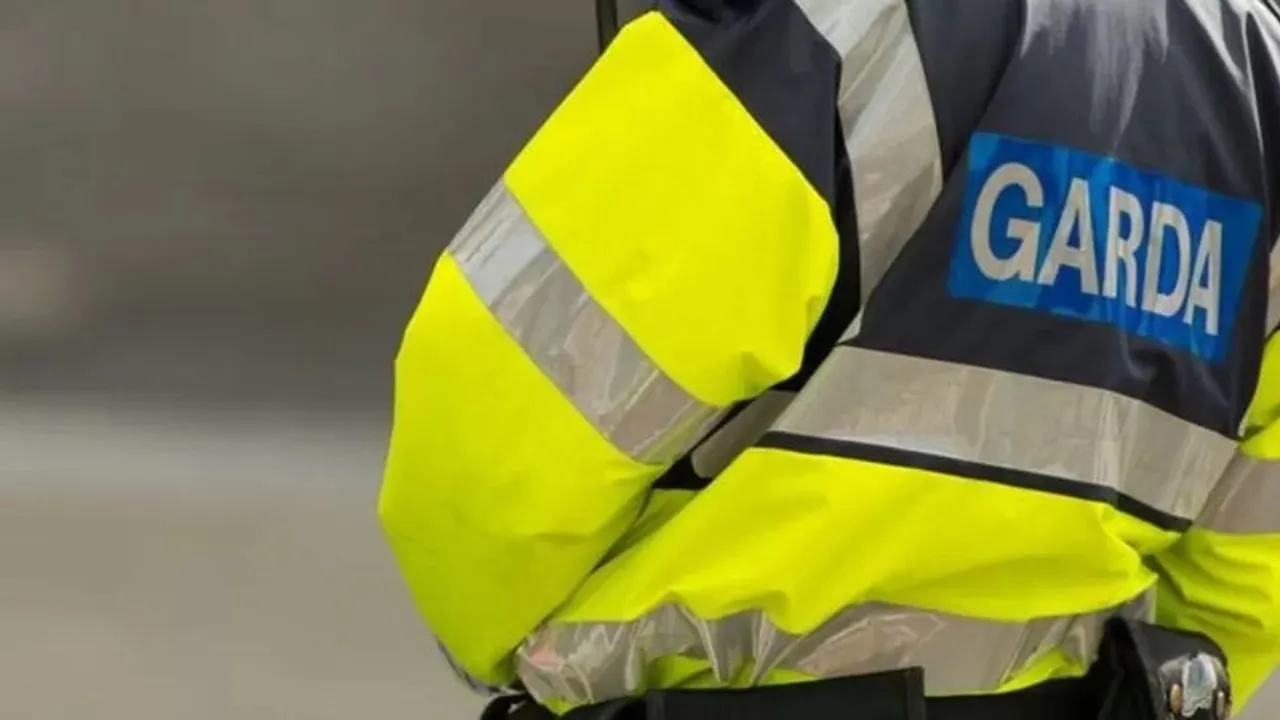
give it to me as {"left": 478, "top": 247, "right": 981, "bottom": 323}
{"left": 1153, "top": 333, "right": 1280, "bottom": 709}
{"left": 378, "top": 6, "right": 847, "bottom": 687}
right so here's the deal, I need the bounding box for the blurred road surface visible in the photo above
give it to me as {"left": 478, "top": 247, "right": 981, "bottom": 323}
{"left": 1, "top": 399, "right": 483, "bottom": 719}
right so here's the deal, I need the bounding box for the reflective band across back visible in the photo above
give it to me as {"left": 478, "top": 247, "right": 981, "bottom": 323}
{"left": 770, "top": 347, "right": 1237, "bottom": 525}
{"left": 517, "top": 597, "right": 1152, "bottom": 706}
{"left": 1197, "top": 453, "right": 1280, "bottom": 534}
{"left": 448, "top": 182, "right": 720, "bottom": 464}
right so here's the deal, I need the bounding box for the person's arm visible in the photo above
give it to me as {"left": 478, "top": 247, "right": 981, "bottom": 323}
{"left": 379, "top": 4, "right": 852, "bottom": 688}
{"left": 1152, "top": 333, "right": 1280, "bottom": 709}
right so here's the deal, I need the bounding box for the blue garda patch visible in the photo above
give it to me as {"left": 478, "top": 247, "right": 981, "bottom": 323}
{"left": 948, "top": 133, "right": 1262, "bottom": 362}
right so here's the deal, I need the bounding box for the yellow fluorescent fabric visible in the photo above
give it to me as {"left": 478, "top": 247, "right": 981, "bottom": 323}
{"left": 516, "top": 447, "right": 1172, "bottom": 706}
{"left": 554, "top": 449, "right": 1174, "bottom": 631}
{"left": 1243, "top": 332, "right": 1280, "bottom": 445}
{"left": 381, "top": 10, "right": 843, "bottom": 687}
{"left": 1152, "top": 332, "right": 1280, "bottom": 709}
{"left": 504, "top": 12, "right": 839, "bottom": 407}
{"left": 602, "top": 489, "right": 697, "bottom": 566}
{"left": 1155, "top": 527, "right": 1280, "bottom": 707}
{"left": 379, "top": 255, "right": 661, "bottom": 686}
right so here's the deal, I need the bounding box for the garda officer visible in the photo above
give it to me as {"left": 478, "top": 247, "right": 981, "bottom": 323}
{"left": 380, "top": 0, "right": 1280, "bottom": 717}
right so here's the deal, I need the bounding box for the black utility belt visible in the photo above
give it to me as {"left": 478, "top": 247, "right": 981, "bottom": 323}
{"left": 487, "top": 618, "right": 1233, "bottom": 720}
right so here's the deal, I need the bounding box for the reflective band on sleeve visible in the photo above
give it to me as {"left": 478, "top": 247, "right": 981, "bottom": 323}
{"left": 1196, "top": 453, "right": 1280, "bottom": 534}
{"left": 447, "top": 182, "right": 721, "bottom": 465}
{"left": 767, "top": 347, "right": 1237, "bottom": 527}
{"left": 1267, "top": 237, "right": 1280, "bottom": 333}
{"left": 517, "top": 596, "right": 1151, "bottom": 705}
{"left": 796, "top": 0, "right": 943, "bottom": 300}
{"left": 506, "top": 9, "right": 840, "bottom": 407}
{"left": 689, "top": 390, "right": 797, "bottom": 480}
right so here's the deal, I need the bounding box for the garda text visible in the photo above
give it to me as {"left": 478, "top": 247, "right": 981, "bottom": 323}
{"left": 949, "top": 133, "right": 1262, "bottom": 362}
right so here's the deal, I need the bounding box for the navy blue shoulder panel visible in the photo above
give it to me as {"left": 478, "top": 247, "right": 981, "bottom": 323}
{"left": 906, "top": 0, "right": 1025, "bottom": 178}
{"left": 862, "top": 0, "right": 1280, "bottom": 436}
{"left": 653, "top": 0, "right": 859, "bottom": 490}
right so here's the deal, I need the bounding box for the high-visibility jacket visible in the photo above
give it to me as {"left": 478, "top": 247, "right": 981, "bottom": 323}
{"left": 380, "top": 0, "right": 1280, "bottom": 714}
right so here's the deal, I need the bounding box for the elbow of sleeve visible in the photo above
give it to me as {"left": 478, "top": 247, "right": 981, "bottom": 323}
{"left": 1157, "top": 586, "right": 1280, "bottom": 709}
{"left": 377, "top": 11, "right": 853, "bottom": 680}
{"left": 1156, "top": 528, "right": 1280, "bottom": 708}
{"left": 377, "top": 255, "right": 676, "bottom": 685}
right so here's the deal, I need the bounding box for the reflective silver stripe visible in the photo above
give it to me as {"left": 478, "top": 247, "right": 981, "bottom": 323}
{"left": 796, "top": 0, "right": 943, "bottom": 301}
{"left": 448, "top": 182, "right": 721, "bottom": 464}
{"left": 1267, "top": 237, "right": 1280, "bottom": 333}
{"left": 690, "top": 390, "right": 797, "bottom": 479}
{"left": 1197, "top": 453, "right": 1280, "bottom": 534}
{"left": 773, "top": 347, "right": 1237, "bottom": 522}
{"left": 517, "top": 597, "right": 1151, "bottom": 705}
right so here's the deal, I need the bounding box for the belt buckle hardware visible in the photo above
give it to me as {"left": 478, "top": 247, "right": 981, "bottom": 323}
{"left": 1160, "top": 653, "right": 1231, "bottom": 720}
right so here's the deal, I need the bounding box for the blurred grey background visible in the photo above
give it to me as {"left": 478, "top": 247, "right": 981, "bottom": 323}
{"left": 0, "top": 2, "right": 595, "bottom": 718}
{"left": 0, "top": 2, "right": 1274, "bottom": 719}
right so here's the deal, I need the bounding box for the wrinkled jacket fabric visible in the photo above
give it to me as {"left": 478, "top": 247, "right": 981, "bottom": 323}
{"left": 380, "top": 0, "right": 1280, "bottom": 713}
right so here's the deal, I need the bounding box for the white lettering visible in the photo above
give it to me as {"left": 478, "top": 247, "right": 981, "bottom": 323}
{"left": 966, "top": 162, "right": 1232, "bottom": 337}
{"left": 1184, "top": 220, "right": 1223, "bottom": 336}
{"left": 972, "top": 162, "right": 1043, "bottom": 281}
{"left": 1104, "top": 187, "right": 1145, "bottom": 307}
{"left": 1038, "top": 177, "right": 1100, "bottom": 294}
{"left": 1142, "top": 202, "right": 1192, "bottom": 318}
